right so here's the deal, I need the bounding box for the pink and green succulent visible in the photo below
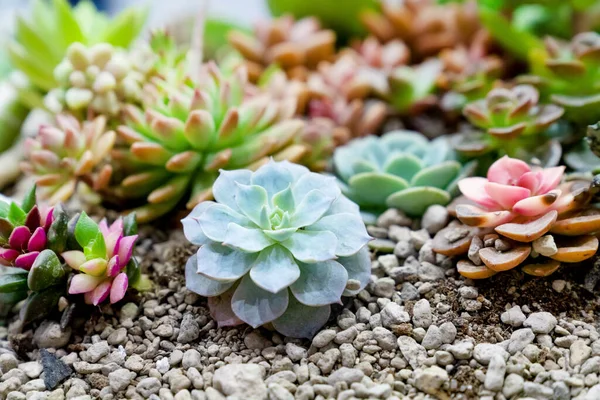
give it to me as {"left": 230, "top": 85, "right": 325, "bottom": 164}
{"left": 433, "top": 156, "right": 600, "bottom": 279}
{"left": 63, "top": 212, "right": 142, "bottom": 305}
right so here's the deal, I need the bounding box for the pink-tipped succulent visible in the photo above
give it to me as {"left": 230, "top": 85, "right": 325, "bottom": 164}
{"left": 0, "top": 187, "right": 54, "bottom": 271}
{"left": 64, "top": 213, "right": 138, "bottom": 305}
{"left": 433, "top": 156, "right": 600, "bottom": 279}
{"left": 21, "top": 114, "right": 114, "bottom": 204}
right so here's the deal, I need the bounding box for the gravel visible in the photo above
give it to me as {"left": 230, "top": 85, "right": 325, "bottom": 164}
{"left": 1, "top": 206, "right": 600, "bottom": 399}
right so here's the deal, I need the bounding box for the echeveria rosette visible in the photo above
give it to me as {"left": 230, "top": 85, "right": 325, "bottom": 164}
{"left": 182, "top": 160, "right": 372, "bottom": 339}
{"left": 112, "top": 62, "right": 307, "bottom": 222}
{"left": 522, "top": 32, "right": 600, "bottom": 123}
{"left": 433, "top": 156, "right": 600, "bottom": 279}
{"left": 63, "top": 212, "right": 143, "bottom": 305}
{"left": 333, "top": 130, "right": 476, "bottom": 222}
{"left": 21, "top": 114, "right": 115, "bottom": 205}
{"left": 458, "top": 84, "right": 564, "bottom": 156}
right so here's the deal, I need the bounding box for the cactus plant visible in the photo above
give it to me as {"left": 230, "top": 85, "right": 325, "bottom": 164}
{"left": 521, "top": 32, "right": 600, "bottom": 123}
{"left": 21, "top": 114, "right": 115, "bottom": 205}
{"left": 110, "top": 62, "right": 308, "bottom": 222}
{"left": 183, "top": 160, "right": 372, "bottom": 338}
{"left": 63, "top": 212, "right": 145, "bottom": 305}
{"left": 228, "top": 14, "right": 336, "bottom": 82}
{"left": 8, "top": 0, "right": 147, "bottom": 108}
{"left": 333, "top": 130, "right": 476, "bottom": 220}
{"left": 433, "top": 156, "right": 600, "bottom": 279}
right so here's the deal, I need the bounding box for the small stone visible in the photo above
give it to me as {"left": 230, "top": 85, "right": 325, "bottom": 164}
{"left": 398, "top": 336, "right": 427, "bottom": 369}
{"left": 523, "top": 382, "right": 553, "bottom": 398}
{"left": 571, "top": 340, "right": 592, "bottom": 367}
{"left": 268, "top": 383, "right": 293, "bottom": 400}
{"left": 377, "top": 209, "right": 411, "bottom": 228}
{"left": 328, "top": 367, "right": 364, "bottom": 385}
{"left": 508, "top": 329, "right": 535, "bottom": 354}
{"left": 552, "top": 280, "right": 567, "bottom": 293}
{"left": 372, "top": 327, "right": 397, "bottom": 351}
{"left": 380, "top": 302, "right": 410, "bottom": 328}
{"left": 40, "top": 349, "right": 72, "bottom": 390}
{"left": 368, "top": 239, "right": 396, "bottom": 252}
{"left": 501, "top": 306, "right": 526, "bottom": 327}
{"left": 107, "top": 328, "right": 127, "bottom": 346}
{"left": 34, "top": 321, "right": 71, "bottom": 349}
{"left": 213, "top": 364, "right": 266, "bottom": 400}
{"left": 108, "top": 368, "right": 134, "bottom": 392}
{"left": 124, "top": 355, "right": 144, "bottom": 372}
{"left": 312, "top": 330, "right": 336, "bottom": 348}
{"left": 458, "top": 286, "right": 478, "bottom": 299}
{"left": 156, "top": 358, "right": 170, "bottom": 374}
{"left": 435, "top": 351, "right": 454, "bottom": 366}
{"left": 523, "top": 312, "right": 557, "bottom": 334}
{"left": 372, "top": 277, "right": 396, "bottom": 298}
{"left": 414, "top": 366, "right": 448, "bottom": 395}
{"left": 177, "top": 313, "right": 200, "bottom": 344}
{"left": 0, "top": 354, "right": 17, "bottom": 373}
{"left": 473, "top": 344, "right": 509, "bottom": 366}
{"left": 120, "top": 303, "right": 139, "bottom": 321}
{"left": 484, "top": 354, "right": 506, "bottom": 391}
{"left": 412, "top": 299, "right": 433, "bottom": 328}
{"left": 182, "top": 349, "right": 201, "bottom": 369}
{"left": 439, "top": 322, "right": 457, "bottom": 344}
{"left": 19, "top": 362, "right": 43, "bottom": 379}
{"left": 494, "top": 238, "right": 512, "bottom": 251}
{"left": 532, "top": 235, "right": 558, "bottom": 257}
{"left": 447, "top": 340, "right": 474, "bottom": 360}
{"left": 503, "top": 374, "right": 524, "bottom": 398}
{"left": 285, "top": 343, "right": 307, "bottom": 362}
{"left": 422, "top": 325, "right": 443, "bottom": 350}
{"left": 85, "top": 341, "right": 110, "bottom": 363}
{"left": 417, "top": 262, "right": 445, "bottom": 281}
{"left": 400, "top": 282, "right": 419, "bottom": 300}
{"left": 468, "top": 236, "right": 483, "bottom": 265}
{"left": 422, "top": 205, "right": 449, "bottom": 234}
{"left": 137, "top": 377, "right": 161, "bottom": 397}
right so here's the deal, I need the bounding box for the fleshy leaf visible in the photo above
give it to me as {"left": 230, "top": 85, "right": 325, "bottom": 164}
{"left": 185, "top": 254, "right": 234, "bottom": 297}
{"left": 181, "top": 202, "right": 213, "bottom": 246}
{"left": 84, "top": 231, "right": 106, "bottom": 261}
{"left": 27, "top": 249, "right": 67, "bottom": 292}
{"left": 339, "top": 246, "right": 371, "bottom": 296}
{"left": 308, "top": 213, "right": 371, "bottom": 257}
{"left": 290, "top": 189, "right": 335, "bottom": 228}
{"left": 74, "top": 212, "right": 100, "bottom": 248}
{"left": 249, "top": 245, "right": 300, "bottom": 293}
{"left": 196, "top": 243, "right": 258, "bottom": 282}
{"left": 0, "top": 270, "right": 29, "bottom": 294}
{"left": 235, "top": 184, "right": 269, "bottom": 228}
{"left": 222, "top": 224, "right": 274, "bottom": 252}
{"left": 231, "top": 274, "right": 289, "bottom": 328}
{"left": 198, "top": 203, "right": 251, "bottom": 242}
{"left": 8, "top": 203, "right": 26, "bottom": 226}
{"left": 386, "top": 187, "right": 451, "bottom": 216}
{"left": 347, "top": 172, "right": 409, "bottom": 206}
{"left": 411, "top": 161, "right": 461, "bottom": 189}
{"left": 47, "top": 204, "right": 69, "bottom": 254}
{"left": 272, "top": 295, "right": 331, "bottom": 339}
{"left": 290, "top": 260, "right": 348, "bottom": 306}
{"left": 21, "top": 185, "right": 37, "bottom": 214}
{"left": 212, "top": 169, "right": 253, "bottom": 212}
{"left": 20, "top": 286, "right": 63, "bottom": 324}
{"left": 281, "top": 230, "right": 337, "bottom": 263}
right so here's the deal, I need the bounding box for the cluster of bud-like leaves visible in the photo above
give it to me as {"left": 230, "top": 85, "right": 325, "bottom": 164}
{"left": 433, "top": 156, "right": 600, "bottom": 279}
{"left": 183, "top": 161, "right": 372, "bottom": 338}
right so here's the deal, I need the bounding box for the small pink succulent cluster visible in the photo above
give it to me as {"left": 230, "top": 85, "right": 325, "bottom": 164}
{"left": 0, "top": 206, "right": 54, "bottom": 270}
{"left": 457, "top": 156, "right": 568, "bottom": 226}
{"left": 64, "top": 218, "right": 137, "bottom": 305}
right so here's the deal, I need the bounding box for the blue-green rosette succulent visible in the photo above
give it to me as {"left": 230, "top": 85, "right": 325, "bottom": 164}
{"left": 334, "top": 130, "right": 476, "bottom": 221}
{"left": 182, "top": 160, "right": 372, "bottom": 339}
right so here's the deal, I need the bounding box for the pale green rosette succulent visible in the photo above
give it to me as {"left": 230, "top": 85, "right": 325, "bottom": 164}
{"left": 334, "top": 130, "right": 476, "bottom": 221}
{"left": 182, "top": 160, "right": 372, "bottom": 339}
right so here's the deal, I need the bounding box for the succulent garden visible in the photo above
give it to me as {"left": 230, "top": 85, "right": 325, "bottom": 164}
{"left": 3, "top": 0, "right": 600, "bottom": 399}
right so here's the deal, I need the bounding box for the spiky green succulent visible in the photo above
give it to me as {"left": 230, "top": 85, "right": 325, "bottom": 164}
{"left": 521, "top": 32, "right": 600, "bottom": 123}
{"left": 333, "top": 130, "right": 475, "bottom": 221}
{"left": 183, "top": 160, "right": 371, "bottom": 339}
{"left": 111, "top": 62, "right": 308, "bottom": 222}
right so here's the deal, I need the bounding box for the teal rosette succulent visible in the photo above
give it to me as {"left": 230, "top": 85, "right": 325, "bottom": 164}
{"left": 333, "top": 130, "right": 475, "bottom": 221}
{"left": 182, "top": 160, "right": 372, "bottom": 339}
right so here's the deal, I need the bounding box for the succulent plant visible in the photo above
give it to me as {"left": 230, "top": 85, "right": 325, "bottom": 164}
{"left": 346, "top": 37, "right": 410, "bottom": 73}
{"left": 0, "top": 186, "right": 59, "bottom": 270}
{"left": 454, "top": 85, "right": 564, "bottom": 161}
{"left": 183, "top": 160, "right": 372, "bottom": 338}
{"left": 111, "top": 62, "right": 308, "bottom": 222}
{"left": 64, "top": 212, "right": 145, "bottom": 305}
{"left": 521, "top": 32, "right": 600, "bottom": 123}
{"left": 0, "top": 187, "right": 71, "bottom": 323}
{"left": 333, "top": 130, "right": 476, "bottom": 220}
{"left": 382, "top": 59, "right": 442, "bottom": 114}
{"left": 360, "top": 0, "right": 482, "bottom": 60}
{"left": 8, "top": 0, "right": 147, "bottom": 108}
{"left": 21, "top": 114, "right": 115, "bottom": 205}
{"left": 228, "top": 14, "right": 336, "bottom": 82}
{"left": 433, "top": 156, "right": 600, "bottom": 279}
{"left": 306, "top": 55, "right": 387, "bottom": 141}
{"left": 44, "top": 40, "right": 159, "bottom": 119}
